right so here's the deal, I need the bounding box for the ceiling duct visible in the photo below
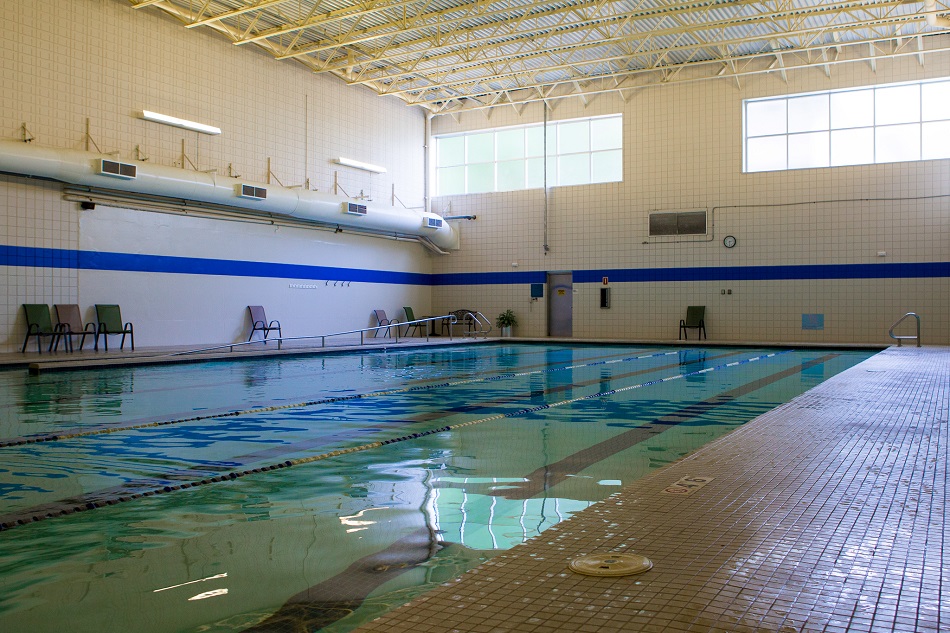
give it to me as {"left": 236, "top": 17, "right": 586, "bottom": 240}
{"left": 0, "top": 141, "right": 458, "bottom": 251}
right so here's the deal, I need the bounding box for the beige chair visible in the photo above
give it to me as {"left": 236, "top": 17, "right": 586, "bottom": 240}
{"left": 54, "top": 304, "right": 98, "bottom": 351}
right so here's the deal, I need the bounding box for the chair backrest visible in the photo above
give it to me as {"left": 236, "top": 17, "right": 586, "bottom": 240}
{"left": 54, "top": 304, "right": 83, "bottom": 332}
{"left": 249, "top": 305, "right": 272, "bottom": 324}
{"left": 403, "top": 306, "right": 416, "bottom": 321}
{"left": 23, "top": 304, "right": 54, "bottom": 333}
{"left": 685, "top": 306, "right": 705, "bottom": 326}
{"left": 374, "top": 309, "right": 388, "bottom": 324}
{"left": 96, "top": 304, "right": 124, "bottom": 331}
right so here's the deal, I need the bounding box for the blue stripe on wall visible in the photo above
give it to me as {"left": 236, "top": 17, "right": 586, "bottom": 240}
{"left": 0, "top": 245, "right": 429, "bottom": 285}
{"left": 2, "top": 245, "right": 948, "bottom": 286}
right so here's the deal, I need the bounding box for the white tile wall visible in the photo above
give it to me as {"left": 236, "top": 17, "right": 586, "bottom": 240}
{"left": 430, "top": 42, "right": 950, "bottom": 345}
{"left": 1, "top": 0, "right": 430, "bottom": 351}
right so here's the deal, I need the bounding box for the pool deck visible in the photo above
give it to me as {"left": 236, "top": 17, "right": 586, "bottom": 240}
{"left": 3, "top": 339, "right": 946, "bottom": 632}
{"left": 345, "top": 344, "right": 947, "bottom": 633}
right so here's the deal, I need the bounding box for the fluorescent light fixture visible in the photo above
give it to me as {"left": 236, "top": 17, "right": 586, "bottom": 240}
{"left": 140, "top": 110, "right": 221, "bottom": 135}
{"left": 332, "top": 157, "right": 387, "bottom": 174}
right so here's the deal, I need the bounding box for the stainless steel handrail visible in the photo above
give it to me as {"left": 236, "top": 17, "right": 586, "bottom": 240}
{"left": 888, "top": 312, "right": 921, "bottom": 347}
{"left": 445, "top": 310, "right": 492, "bottom": 339}
{"left": 166, "top": 314, "right": 458, "bottom": 357}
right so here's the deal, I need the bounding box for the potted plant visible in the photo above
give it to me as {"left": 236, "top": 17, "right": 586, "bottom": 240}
{"left": 496, "top": 309, "right": 517, "bottom": 337}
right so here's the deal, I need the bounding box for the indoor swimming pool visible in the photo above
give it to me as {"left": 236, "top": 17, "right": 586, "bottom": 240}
{"left": 0, "top": 343, "right": 878, "bottom": 632}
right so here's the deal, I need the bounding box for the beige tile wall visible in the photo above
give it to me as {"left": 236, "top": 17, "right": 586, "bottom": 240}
{"left": 0, "top": 0, "right": 429, "bottom": 351}
{"left": 430, "top": 43, "right": 950, "bottom": 344}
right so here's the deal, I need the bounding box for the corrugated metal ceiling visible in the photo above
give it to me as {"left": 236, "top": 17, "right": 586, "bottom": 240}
{"left": 128, "top": 0, "right": 950, "bottom": 114}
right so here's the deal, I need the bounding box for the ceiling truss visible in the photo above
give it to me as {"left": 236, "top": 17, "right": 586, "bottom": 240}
{"left": 130, "top": 0, "right": 950, "bottom": 115}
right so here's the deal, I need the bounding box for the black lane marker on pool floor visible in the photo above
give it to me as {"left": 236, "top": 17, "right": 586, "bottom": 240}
{"left": 242, "top": 527, "right": 450, "bottom": 632}
{"left": 0, "top": 347, "right": 671, "bottom": 448}
{"left": 490, "top": 353, "right": 841, "bottom": 500}
{"left": 0, "top": 350, "right": 774, "bottom": 532}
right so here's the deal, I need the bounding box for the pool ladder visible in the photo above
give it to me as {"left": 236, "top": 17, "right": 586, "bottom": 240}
{"left": 888, "top": 312, "right": 921, "bottom": 347}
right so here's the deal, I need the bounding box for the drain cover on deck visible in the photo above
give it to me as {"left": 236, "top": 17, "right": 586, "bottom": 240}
{"left": 568, "top": 553, "right": 653, "bottom": 577}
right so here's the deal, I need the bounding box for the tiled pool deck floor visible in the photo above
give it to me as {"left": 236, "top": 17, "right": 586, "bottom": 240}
{"left": 353, "top": 345, "right": 948, "bottom": 633}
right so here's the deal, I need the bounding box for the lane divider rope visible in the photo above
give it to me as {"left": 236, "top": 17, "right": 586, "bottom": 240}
{"left": 1, "top": 350, "right": 683, "bottom": 448}
{"left": 0, "top": 350, "right": 791, "bottom": 531}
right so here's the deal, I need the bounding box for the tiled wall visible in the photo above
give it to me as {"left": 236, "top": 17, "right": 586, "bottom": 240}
{"left": 1, "top": 0, "right": 429, "bottom": 351}
{"left": 3, "top": 0, "right": 948, "bottom": 351}
{"left": 430, "top": 45, "right": 950, "bottom": 345}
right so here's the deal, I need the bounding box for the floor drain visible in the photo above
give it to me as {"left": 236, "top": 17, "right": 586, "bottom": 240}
{"left": 568, "top": 552, "right": 653, "bottom": 577}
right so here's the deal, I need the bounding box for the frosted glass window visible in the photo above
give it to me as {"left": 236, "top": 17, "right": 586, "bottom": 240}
{"left": 434, "top": 114, "right": 621, "bottom": 195}
{"left": 591, "top": 117, "right": 622, "bottom": 150}
{"left": 525, "top": 126, "right": 545, "bottom": 156}
{"left": 558, "top": 154, "right": 590, "bottom": 186}
{"left": 496, "top": 129, "right": 525, "bottom": 161}
{"left": 746, "top": 99, "right": 787, "bottom": 136}
{"left": 437, "top": 136, "right": 465, "bottom": 167}
{"left": 746, "top": 78, "right": 950, "bottom": 172}
{"left": 875, "top": 124, "right": 920, "bottom": 162}
{"left": 497, "top": 159, "right": 526, "bottom": 191}
{"left": 559, "top": 121, "right": 590, "bottom": 154}
{"left": 526, "top": 156, "right": 557, "bottom": 188}
{"left": 466, "top": 133, "right": 494, "bottom": 163}
{"left": 591, "top": 150, "right": 622, "bottom": 183}
{"left": 788, "top": 95, "right": 829, "bottom": 133}
{"left": 830, "top": 128, "right": 874, "bottom": 166}
{"left": 922, "top": 81, "right": 950, "bottom": 121}
{"left": 438, "top": 166, "right": 465, "bottom": 195}
{"left": 746, "top": 136, "right": 787, "bottom": 172}
{"left": 922, "top": 121, "right": 950, "bottom": 159}
{"left": 830, "top": 90, "right": 873, "bottom": 129}
{"left": 788, "top": 132, "right": 829, "bottom": 169}
{"left": 526, "top": 157, "right": 545, "bottom": 188}
{"left": 466, "top": 163, "right": 494, "bottom": 193}
{"left": 875, "top": 85, "right": 919, "bottom": 125}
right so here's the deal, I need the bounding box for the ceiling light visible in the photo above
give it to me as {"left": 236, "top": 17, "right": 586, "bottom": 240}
{"left": 140, "top": 110, "right": 221, "bottom": 135}
{"left": 331, "top": 157, "right": 387, "bottom": 174}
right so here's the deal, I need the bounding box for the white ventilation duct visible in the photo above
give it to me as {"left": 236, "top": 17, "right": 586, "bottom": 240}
{"left": 0, "top": 141, "right": 459, "bottom": 251}
{"left": 924, "top": 0, "right": 950, "bottom": 27}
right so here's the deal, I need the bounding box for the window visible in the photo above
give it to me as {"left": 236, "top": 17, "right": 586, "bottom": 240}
{"left": 649, "top": 210, "right": 707, "bottom": 236}
{"left": 434, "top": 115, "right": 622, "bottom": 195}
{"left": 744, "top": 78, "right": 950, "bottom": 172}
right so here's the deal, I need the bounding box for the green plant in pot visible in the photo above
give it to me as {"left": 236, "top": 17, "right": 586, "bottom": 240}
{"left": 496, "top": 309, "right": 517, "bottom": 337}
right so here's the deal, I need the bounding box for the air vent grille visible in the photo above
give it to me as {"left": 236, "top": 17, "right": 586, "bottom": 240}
{"left": 100, "top": 159, "right": 137, "bottom": 179}
{"left": 423, "top": 216, "right": 443, "bottom": 229}
{"left": 344, "top": 202, "right": 368, "bottom": 215}
{"left": 237, "top": 184, "right": 267, "bottom": 200}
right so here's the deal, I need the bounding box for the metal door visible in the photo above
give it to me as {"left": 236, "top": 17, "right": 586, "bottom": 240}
{"left": 547, "top": 272, "right": 573, "bottom": 337}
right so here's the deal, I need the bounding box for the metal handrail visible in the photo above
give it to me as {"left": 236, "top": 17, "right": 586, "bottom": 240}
{"left": 446, "top": 310, "right": 492, "bottom": 339}
{"left": 166, "top": 314, "right": 458, "bottom": 357}
{"left": 888, "top": 312, "right": 921, "bottom": 347}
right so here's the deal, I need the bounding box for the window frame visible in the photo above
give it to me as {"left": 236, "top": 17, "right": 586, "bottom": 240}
{"left": 743, "top": 77, "right": 950, "bottom": 173}
{"left": 433, "top": 114, "right": 623, "bottom": 196}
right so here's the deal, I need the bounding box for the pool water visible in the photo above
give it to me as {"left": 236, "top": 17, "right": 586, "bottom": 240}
{"left": 0, "top": 343, "right": 876, "bottom": 632}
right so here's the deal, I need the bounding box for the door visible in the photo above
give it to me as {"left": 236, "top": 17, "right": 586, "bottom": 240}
{"left": 547, "top": 272, "right": 573, "bottom": 337}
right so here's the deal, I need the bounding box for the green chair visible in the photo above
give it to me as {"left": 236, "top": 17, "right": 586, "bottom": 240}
{"left": 679, "top": 306, "right": 706, "bottom": 340}
{"left": 96, "top": 304, "right": 134, "bottom": 351}
{"left": 21, "top": 304, "right": 65, "bottom": 353}
{"left": 403, "top": 307, "right": 425, "bottom": 337}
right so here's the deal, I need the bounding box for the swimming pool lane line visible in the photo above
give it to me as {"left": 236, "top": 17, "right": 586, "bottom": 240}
{"left": 0, "top": 348, "right": 683, "bottom": 448}
{"left": 0, "top": 349, "right": 790, "bottom": 532}
{"left": 124, "top": 348, "right": 742, "bottom": 469}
